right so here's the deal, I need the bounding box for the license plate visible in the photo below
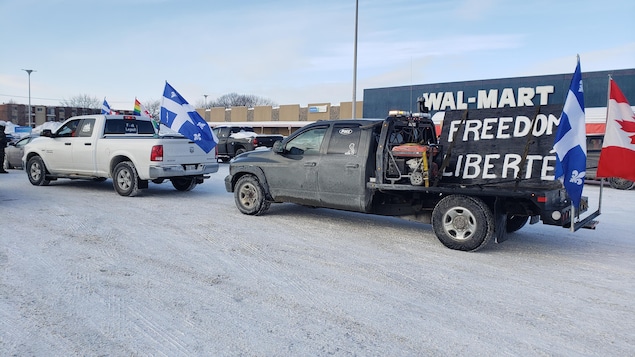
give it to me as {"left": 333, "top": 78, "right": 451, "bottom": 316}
{"left": 186, "top": 165, "right": 197, "bottom": 170}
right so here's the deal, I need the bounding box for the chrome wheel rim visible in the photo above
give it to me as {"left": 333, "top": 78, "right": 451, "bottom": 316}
{"left": 442, "top": 206, "right": 476, "bottom": 240}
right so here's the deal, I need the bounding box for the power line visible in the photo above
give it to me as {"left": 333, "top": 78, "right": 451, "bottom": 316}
{"left": 0, "top": 93, "right": 130, "bottom": 105}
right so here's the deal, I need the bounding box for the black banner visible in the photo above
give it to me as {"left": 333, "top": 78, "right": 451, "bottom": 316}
{"left": 437, "top": 104, "right": 564, "bottom": 187}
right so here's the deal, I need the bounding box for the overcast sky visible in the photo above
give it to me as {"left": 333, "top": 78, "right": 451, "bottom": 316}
{"left": 1, "top": 0, "right": 634, "bottom": 110}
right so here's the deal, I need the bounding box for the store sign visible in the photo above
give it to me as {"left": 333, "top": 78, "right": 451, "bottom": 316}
{"left": 422, "top": 85, "right": 555, "bottom": 111}
{"left": 309, "top": 105, "right": 328, "bottom": 113}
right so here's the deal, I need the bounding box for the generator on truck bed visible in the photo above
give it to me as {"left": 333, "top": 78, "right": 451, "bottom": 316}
{"left": 225, "top": 99, "right": 600, "bottom": 251}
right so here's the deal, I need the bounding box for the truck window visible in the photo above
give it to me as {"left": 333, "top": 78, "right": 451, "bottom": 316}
{"left": 285, "top": 126, "right": 328, "bottom": 155}
{"left": 57, "top": 119, "right": 81, "bottom": 137}
{"left": 212, "top": 128, "right": 225, "bottom": 138}
{"left": 78, "top": 119, "right": 95, "bottom": 137}
{"left": 104, "top": 119, "right": 155, "bottom": 135}
{"left": 327, "top": 124, "right": 361, "bottom": 155}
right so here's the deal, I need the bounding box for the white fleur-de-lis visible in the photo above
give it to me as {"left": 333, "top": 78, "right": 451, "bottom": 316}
{"left": 569, "top": 170, "right": 586, "bottom": 185}
{"left": 193, "top": 133, "right": 201, "bottom": 141}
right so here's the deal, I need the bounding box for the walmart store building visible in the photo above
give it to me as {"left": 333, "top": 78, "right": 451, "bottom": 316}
{"left": 362, "top": 68, "right": 635, "bottom": 134}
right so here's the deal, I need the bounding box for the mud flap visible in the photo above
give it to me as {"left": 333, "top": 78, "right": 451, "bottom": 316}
{"left": 494, "top": 198, "right": 508, "bottom": 243}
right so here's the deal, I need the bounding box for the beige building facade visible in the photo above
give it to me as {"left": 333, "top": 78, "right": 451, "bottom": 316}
{"left": 198, "top": 101, "right": 363, "bottom": 136}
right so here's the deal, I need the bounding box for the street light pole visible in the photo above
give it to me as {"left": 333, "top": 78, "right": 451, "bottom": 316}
{"left": 22, "top": 69, "right": 35, "bottom": 127}
{"left": 203, "top": 94, "right": 208, "bottom": 108}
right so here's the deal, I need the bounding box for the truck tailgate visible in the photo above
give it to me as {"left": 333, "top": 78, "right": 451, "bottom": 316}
{"left": 161, "top": 137, "right": 217, "bottom": 165}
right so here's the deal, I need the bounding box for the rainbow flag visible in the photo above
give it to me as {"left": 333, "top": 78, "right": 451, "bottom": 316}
{"left": 133, "top": 98, "right": 152, "bottom": 118}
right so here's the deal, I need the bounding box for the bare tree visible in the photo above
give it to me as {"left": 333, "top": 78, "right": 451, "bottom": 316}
{"left": 144, "top": 99, "right": 161, "bottom": 118}
{"left": 60, "top": 94, "right": 101, "bottom": 109}
{"left": 202, "top": 93, "right": 276, "bottom": 109}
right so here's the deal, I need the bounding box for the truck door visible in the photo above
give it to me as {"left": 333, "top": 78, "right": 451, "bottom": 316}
{"left": 263, "top": 125, "right": 328, "bottom": 205}
{"left": 317, "top": 123, "right": 368, "bottom": 211}
{"left": 43, "top": 118, "right": 82, "bottom": 174}
{"left": 72, "top": 118, "right": 97, "bottom": 175}
{"left": 212, "top": 127, "right": 230, "bottom": 155}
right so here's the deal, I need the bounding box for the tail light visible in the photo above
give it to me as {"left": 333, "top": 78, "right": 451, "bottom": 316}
{"left": 252, "top": 137, "right": 259, "bottom": 146}
{"left": 151, "top": 145, "right": 164, "bottom": 161}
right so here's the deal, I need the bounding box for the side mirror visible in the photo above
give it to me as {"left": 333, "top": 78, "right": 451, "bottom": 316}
{"left": 272, "top": 140, "right": 285, "bottom": 154}
{"left": 41, "top": 129, "right": 53, "bottom": 137}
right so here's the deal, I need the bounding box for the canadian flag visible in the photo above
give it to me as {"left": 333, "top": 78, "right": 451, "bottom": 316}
{"left": 596, "top": 79, "right": 635, "bottom": 181}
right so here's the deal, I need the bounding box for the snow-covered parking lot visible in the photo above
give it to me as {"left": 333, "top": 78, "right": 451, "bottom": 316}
{"left": 1, "top": 164, "right": 634, "bottom": 356}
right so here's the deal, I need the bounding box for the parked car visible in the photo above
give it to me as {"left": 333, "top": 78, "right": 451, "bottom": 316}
{"left": 212, "top": 125, "right": 284, "bottom": 162}
{"left": 4, "top": 135, "right": 38, "bottom": 169}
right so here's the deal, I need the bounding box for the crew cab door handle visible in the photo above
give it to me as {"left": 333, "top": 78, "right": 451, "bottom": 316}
{"left": 346, "top": 163, "right": 359, "bottom": 168}
{"left": 304, "top": 162, "right": 317, "bottom": 167}
{"left": 65, "top": 142, "right": 71, "bottom": 146}
{"left": 84, "top": 143, "right": 92, "bottom": 146}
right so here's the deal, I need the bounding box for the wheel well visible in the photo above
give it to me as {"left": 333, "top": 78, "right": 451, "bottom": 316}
{"left": 110, "top": 155, "right": 133, "bottom": 174}
{"left": 25, "top": 152, "right": 41, "bottom": 163}
{"left": 231, "top": 170, "right": 271, "bottom": 199}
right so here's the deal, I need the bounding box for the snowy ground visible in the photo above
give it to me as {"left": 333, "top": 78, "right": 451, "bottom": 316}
{"left": 1, "top": 164, "right": 634, "bottom": 356}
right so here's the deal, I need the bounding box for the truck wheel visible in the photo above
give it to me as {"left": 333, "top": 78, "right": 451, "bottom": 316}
{"left": 26, "top": 156, "right": 50, "bottom": 186}
{"left": 171, "top": 177, "right": 197, "bottom": 191}
{"left": 112, "top": 161, "right": 139, "bottom": 197}
{"left": 432, "top": 195, "right": 494, "bottom": 251}
{"left": 234, "top": 175, "right": 270, "bottom": 215}
{"left": 235, "top": 148, "right": 247, "bottom": 156}
{"left": 506, "top": 215, "right": 529, "bottom": 233}
{"left": 608, "top": 177, "right": 635, "bottom": 190}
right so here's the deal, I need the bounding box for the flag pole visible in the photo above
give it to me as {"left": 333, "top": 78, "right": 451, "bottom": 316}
{"left": 597, "top": 74, "right": 612, "bottom": 214}
{"left": 571, "top": 54, "right": 580, "bottom": 232}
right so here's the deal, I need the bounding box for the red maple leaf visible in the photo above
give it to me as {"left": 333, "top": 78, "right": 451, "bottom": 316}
{"left": 617, "top": 114, "right": 635, "bottom": 144}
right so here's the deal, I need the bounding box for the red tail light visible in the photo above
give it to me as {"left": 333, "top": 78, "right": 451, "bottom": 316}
{"left": 252, "top": 137, "right": 259, "bottom": 146}
{"left": 151, "top": 145, "right": 163, "bottom": 161}
{"left": 537, "top": 196, "right": 547, "bottom": 203}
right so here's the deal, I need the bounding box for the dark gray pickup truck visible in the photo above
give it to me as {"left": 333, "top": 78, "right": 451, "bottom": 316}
{"left": 225, "top": 105, "right": 599, "bottom": 251}
{"left": 212, "top": 125, "right": 284, "bottom": 162}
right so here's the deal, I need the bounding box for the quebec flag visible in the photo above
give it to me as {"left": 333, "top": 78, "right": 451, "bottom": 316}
{"left": 160, "top": 82, "right": 217, "bottom": 153}
{"left": 101, "top": 98, "right": 112, "bottom": 115}
{"left": 553, "top": 58, "right": 586, "bottom": 208}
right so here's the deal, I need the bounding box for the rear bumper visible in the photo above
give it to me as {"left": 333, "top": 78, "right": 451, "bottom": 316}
{"left": 149, "top": 162, "right": 219, "bottom": 178}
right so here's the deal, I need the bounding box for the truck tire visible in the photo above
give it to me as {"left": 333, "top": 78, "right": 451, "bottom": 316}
{"left": 234, "top": 175, "right": 270, "bottom": 215}
{"left": 235, "top": 148, "right": 247, "bottom": 156}
{"left": 26, "top": 156, "right": 50, "bottom": 186}
{"left": 171, "top": 177, "right": 197, "bottom": 191}
{"left": 432, "top": 195, "right": 494, "bottom": 251}
{"left": 506, "top": 215, "right": 529, "bottom": 233}
{"left": 112, "top": 161, "right": 139, "bottom": 197}
{"left": 608, "top": 177, "right": 635, "bottom": 190}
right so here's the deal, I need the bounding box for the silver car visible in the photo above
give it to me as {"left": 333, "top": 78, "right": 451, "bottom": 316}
{"left": 4, "top": 135, "right": 38, "bottom": 169}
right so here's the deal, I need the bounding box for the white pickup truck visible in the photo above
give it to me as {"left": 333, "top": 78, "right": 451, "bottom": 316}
{"left": 23, "top": 114, "right": 219, "bottom": 196}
